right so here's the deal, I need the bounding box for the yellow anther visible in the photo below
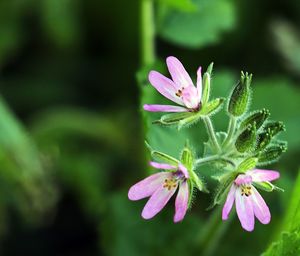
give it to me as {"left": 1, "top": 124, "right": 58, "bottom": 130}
{"left": 163, "top": 178, "right": 178, "bottom": 191}
{"left": 241, "top": 185, "right": 252, "bottom": 197}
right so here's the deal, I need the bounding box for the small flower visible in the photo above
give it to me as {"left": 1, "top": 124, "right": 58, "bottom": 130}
{"left": 143, "top": 56, "right": 202, "bottom": 113}
{"left": 222, "top": 169, "right": 280, "bottom": 232}
{"left": 128, "top": 161, "right": 190, "bottom": 222}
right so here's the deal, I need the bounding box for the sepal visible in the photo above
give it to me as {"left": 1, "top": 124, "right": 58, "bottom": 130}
{"left": 253, "top": 181, "right": 284, "bottom": 192}
{"left": 145, "top": 141, "right": 179, "bottom": 165}
{"left": 236, "top": 157, "right": 258, "bottom": 173}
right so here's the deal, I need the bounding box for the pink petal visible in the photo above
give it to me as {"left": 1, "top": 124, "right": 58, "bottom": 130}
{"left": 182, "top": 86, "right": 199, "bottom": 109}
{"left": 251, "top": 186, "right": 271, "bottom": 224}
{"left": 235, "top": 188, "right": 255, "bottom": 232}
{"left": 143, "top": 104, "right": 188, "bottom": 112}
{"left": 128, "top": 172, "right": 171, "bottom": 201}
{"left": 234, "top": 174, "right": 252, "bottom": 186}
{"left": 148, "top": 71, "right": 184, "bottom": 105}
{"left": 174, "top": 180, "right": 189, "bottom": 222}
{"left": 222, "top": 184, "right": 236, "bottom": 220}
{"left": 142, "top": 181, "right": 178, "bottom": 219}
{"left": 247, "top": 169, "right": 280, "bottom": 182}
{"left": 166, "top": 56, "right": 194, "bottom": 90}
{"left": 178, "top": 164, "right": 189, "bottom": 179}
{"left": 196, "top": 66, "right": 202, "bottom": 102}
{"left": 150, "top": 161, "right": 177, "bottom": 170}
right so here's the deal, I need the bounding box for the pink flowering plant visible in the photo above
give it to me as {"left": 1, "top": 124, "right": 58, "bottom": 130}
{"left": 129, "top": 56, "right": 287, "bottom": 232}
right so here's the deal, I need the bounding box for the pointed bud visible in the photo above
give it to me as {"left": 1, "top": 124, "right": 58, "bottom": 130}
{"left": 257, "top": 144, "right": 287, "bottom": 165}
{"left": 263, "top": 121, "right": 285, "bottom": 137}
{"left": 240, "top": 109, "right": 270, "bottom": 130}
{"left": 235, "top": 123, "right": 257, "bottom": 153}
{"left": 256, "top": 130, "right": 273, "bottom": 151}
{"left": 228, "top": 71, "right": 252, "bottom": 116}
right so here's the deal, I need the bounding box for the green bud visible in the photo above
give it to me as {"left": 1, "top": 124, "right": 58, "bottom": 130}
{"left": 256, "top": 130, "right": 273, "bottom": 151}
{"left": 257, "top": 144, "right": 287, "bottom": 164}
{"left": 180, "top": 145, "right": 194, "bottom": 171}
{"left": 235, "top": 124, "right": 257, "bottom": 153}
{"left": 263, "top": 121, "right": 285, "bottom": 137}
{"left": 228, "top": 71, "right": 252, "bottom": 116}
{"left": 236, "top": 157, "right": 258, "bottom": 173}
{"left": 240, "top": 109, "right": 270, "bottom": 130}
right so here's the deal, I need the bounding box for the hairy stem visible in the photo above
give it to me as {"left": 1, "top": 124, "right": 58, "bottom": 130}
{"left": 140, "top": 0, "right": 155, "bottom": 66}
{"left": 222, "top": 116, "right": 237, "bottom": 148}
{"left": 195, "top": 155, "right": 235, "bottom": 167}
{"left": 203, "top": 116, "right": 221, "bottom": 153}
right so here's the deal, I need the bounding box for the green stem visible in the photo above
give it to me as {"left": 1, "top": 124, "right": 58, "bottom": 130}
{"left": 222, "top": 116, "right": 237, "bottom": 148}
{"left": 203, "top": 116, "right": 221, "bottom": 153}
{"left": 195, "top": 155, "right": 220, "bottom": 166}
{"left": 195, "top": 155, "right": 235, "bottom": 167}
{"left": 197, "top": 207, "right": 233, "bottom": 256}
{"left": 140, "top": 0, "right": 155, "bottom": 66}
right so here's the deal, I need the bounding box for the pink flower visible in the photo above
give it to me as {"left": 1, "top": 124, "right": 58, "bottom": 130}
{"left": 128, "top": 161, "right": 190, "bottom": 222}
{"left": 143, "top": 56, "right": 202, "bottom": 112}
{"left": 222, "top": 169, "right": 280, "bottom": 232}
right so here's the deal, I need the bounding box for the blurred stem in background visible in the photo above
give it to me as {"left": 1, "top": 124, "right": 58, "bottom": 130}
{"left": 140, "top": 0, "right": 155, "bottom": 66}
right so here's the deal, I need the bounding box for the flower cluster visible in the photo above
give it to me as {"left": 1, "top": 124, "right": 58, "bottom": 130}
{"left": 128, "top": 56, "right": 286, "bottom": 232}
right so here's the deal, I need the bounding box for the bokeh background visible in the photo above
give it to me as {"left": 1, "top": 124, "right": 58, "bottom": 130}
{"left": 0, "top": 0, "right": 299, "bottom": 255}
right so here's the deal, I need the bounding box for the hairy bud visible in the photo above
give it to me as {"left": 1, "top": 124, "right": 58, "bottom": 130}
{"left": 228, "top": 71, "right": 252, "bottom": 117}
{"left": 240, "top": 108, "right": 270, "bottom": 130}
{"left": 235, "top": 124, "right": 257, "bottom": 153}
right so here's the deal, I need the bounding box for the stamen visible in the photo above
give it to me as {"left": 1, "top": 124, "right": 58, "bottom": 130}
{"left": 175, "top": 87, "right": 184, "bottom": 97}
{"left": 241, "top": 184, "right": 252, "bottom": 197}
{"left": 163, "top": 178, "right": 178, "bottom": 191}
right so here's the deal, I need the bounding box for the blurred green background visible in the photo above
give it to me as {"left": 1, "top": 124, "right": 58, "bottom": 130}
{"left": 0, "top": 0, "right": 299, "bottom": 255}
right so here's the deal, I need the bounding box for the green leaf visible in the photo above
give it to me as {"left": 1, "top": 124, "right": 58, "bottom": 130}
{"left": 262, "top": 171, "right": 300, "bottom": 256}
{"left": 158, "top": 0, "right": 236, "bottom": 48}
{"left": 262, "top": 231, "right": 300, "bottom": 256}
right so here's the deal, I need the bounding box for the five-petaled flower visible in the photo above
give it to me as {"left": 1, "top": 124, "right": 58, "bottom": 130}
{"left": 222, "top": 169, "right": 280, "bottom": 232}
{"left": 143, "top": 56, "right": 202, "bottom": 113}
{"left": 128, "top": 161, "right": 190, "bottom": 222}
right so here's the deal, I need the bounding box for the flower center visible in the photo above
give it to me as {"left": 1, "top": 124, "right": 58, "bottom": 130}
{"left": 175, "top": 87, "right": 184, "bottom": 97}
{"left": 240, "top": 185, "right": 252, "bottom": 197}
{"left": 163, "top": 178, "right": 178, "bottom": 191}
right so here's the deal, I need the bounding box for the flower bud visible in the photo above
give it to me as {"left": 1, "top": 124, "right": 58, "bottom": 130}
{"left": 257, "top": 144, "right": 287, "bottom": 164}
{"left": 263, "top": 121, "right": 285, "bottom": 137}
{"left": 240, "top": 109, "right": 270, "bottom": 130}
{"left": 256, "top": 130, "right": 272, "bottom": 151}
{"left": 228, "top": 71, "right": 252, "bottom": 117}
{"left": 235, "top": 123, "right": 257, "bottom": 153}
